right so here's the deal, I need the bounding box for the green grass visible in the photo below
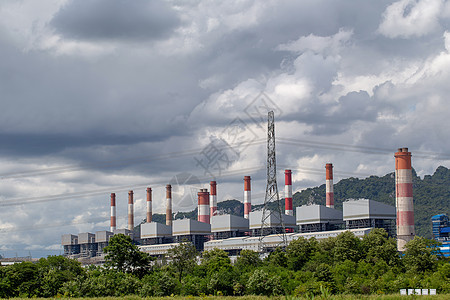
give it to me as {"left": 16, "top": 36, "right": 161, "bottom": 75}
{"left": 6, "top": 295, "right": 450, "bottom": 300}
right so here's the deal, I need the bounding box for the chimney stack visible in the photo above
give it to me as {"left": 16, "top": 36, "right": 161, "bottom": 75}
{"left": 210, "top": 181, "right": 217, "bottom": 217}
{"left": 146, "top": 187, "right": 152, "bottom": 223}
{"left": 110, "top": 193, "right": 116, "bottom": 232}
{"left": 128, "top": 190, "right": 134, "bottom": 231}
{"left": 285, "top": 170, "right": 293, "bottom": 216}
{"left": 325, "top": 163, "right": 334, "bottom": 209}
{"left": 395, "top": 147, "right": 415, "bottom": 251}
{"left": 244, "top": 176, "right": 251, "bottom": 219}
{"left": 198, "top": 188, "right": 210, "bottom": 224}
{"left": 166, "top": 184, "right": 172, "bottom": 226}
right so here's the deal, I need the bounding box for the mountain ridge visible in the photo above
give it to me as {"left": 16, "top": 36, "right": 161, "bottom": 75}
{"left": 148, "top": 166, "right": 450, "bottom": 239}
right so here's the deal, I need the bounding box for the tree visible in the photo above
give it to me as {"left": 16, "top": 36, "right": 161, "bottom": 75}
{"left": 333, "top": 231, "right": 362, "bottom": 263}
{"left": 5, "top": 261, "right": 40, "bottom": 297}
{"left": 234, "top": 250, "right": 261, "bottom": 273}
{"left": 37, "top": 255, "right": 85, "bottom": 297}
{"left": 166, "top": 242, "right": 197, "bottom": 282}
{"left": 201, "top": 249, "right": 235, "bottom": 295}
{"left": 246, "top": 269, "right": 283, "bottom": 296}
{"left": 202, "top": 248, "right": 232, "bottom": 275}
{"left": 104, "top": 234, "right": 153, "bottom": 277}
{"left": 265, "top": 247, "right": 287, "bottom": 268}
{"left": 286, "top": 237, "right": 318, "bottom": 271}
{"left": 403, "top": 236, "right": 442, "bottom": 273}
{"left": 361, "top": 228, "right": 400, "bottom": 267}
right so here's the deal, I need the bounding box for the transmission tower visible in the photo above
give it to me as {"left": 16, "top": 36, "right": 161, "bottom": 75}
{"left": 259, "top": 111, "right": 287, "bottom": 252}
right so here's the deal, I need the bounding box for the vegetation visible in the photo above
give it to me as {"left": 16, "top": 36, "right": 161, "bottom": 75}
{"left": 1, "top": 229, "right": 449, "bottom": 297}
{"left": 103, "top": 234, "right": 154, "bottom": 277}
{"left": 3, "top": 296, "right": 450, "bottom": 300}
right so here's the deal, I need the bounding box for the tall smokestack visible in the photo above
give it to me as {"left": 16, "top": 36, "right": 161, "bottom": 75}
{"left": 146, "top": 188, "right": 152, "bottom": 223}
{"left": 198, "top": 188, "right": 210, "bottom": 224}
{"left": 128, "top": 190, "right": 134, "bottom": 231}
{"left": 325, "top": 163, "right": 334, "bottom": 209}
{"left": 166, "top": 184, "right": 172, "bottom": 226}
{"left": 395, "top": 147, "right": 415, "bottom": 251}
{"left": 210, "top": 181, "right": 217, "bottom": 217}
{"left": 244, "top": 176, "right": 251, "bottom": 219}
{"left": 285, "top": 170, "right": 293, "bottom": 216}
{"left": 110, "top": 193, "right": 116, "bottom": 232}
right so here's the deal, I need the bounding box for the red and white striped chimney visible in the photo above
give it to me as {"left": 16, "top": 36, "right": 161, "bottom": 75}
{"left": 128, "top": 190, "right": 134, "bottom": 231}
{"left": 244, "top": 176, "right": 251, "bottom": 219}
{"left": 146, "top": 187, "right": 152, "bottom": 223}
{"left": 210, "top": 181, "right": 217, "bottom": 217}
{"left": 110, "top": 193, "right": 116, "bottom": 232}
{"left": 285, "top": 170, "right": 293, "bottom": 216}
{"left": 166, "top": 184, "right": 172, "bottom": 226}
{"left": 395, "top": 147, "right": 415, "bottom": 251}
{"left": 198, "top": 188, "right": 210, "bottom": 224}
{"left": 325, "top": 163, "right": 334, "bottom": 209}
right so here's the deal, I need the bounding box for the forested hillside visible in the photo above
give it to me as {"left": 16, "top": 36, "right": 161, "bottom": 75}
{"left": 147, "top": 166, "right": 450, "bottom": 239}
{"left": 292, "top": 166, "right": 450, "bottom": 238}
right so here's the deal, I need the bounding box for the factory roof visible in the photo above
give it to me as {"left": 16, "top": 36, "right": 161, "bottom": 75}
{"left": 61, "top": 234, "right": 78, "bottom": 246}
{"left": 95, "top": 230, "right": 113, "bottom": 243}
{"left": 211, "top": 214, "right": 249, "bottom": 232}
{"left": 172, "top": 219, "right": 211, "bottom": 236}
{"left": 343, "top": 199, "right": 395, "bottom": 221}
{"left": 78, "top": 232, "right": 95, "bottom": 244}
{"left": 432, "top": 214, "right": 449, "bottom": 220}
{"left": 441, "top": 227, "right": 450, "bottom": 233}
{"left": 139, "top": 242, "right": 179, "bottom": 255}
{"left": 296, "top": 204, "right": 343, "bottom": 225}
{"left": 204, "top": 228, "right": 374, "bottom": 252}
{"left": 249, "top": 210, "right": 297, "bottom": 229}
{"left": 141, "top": 222, "right": 172, "bottom": 238}
{"left": 113, "top": 228, "right": 133, "bottom": 236}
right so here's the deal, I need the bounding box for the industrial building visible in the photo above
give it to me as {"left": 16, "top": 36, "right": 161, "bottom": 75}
{"left": 61, "top": 92, "right": 414, "bottom": 260}
{"left": 432, "top": 214, "right": 450, "bottom": 258}
{"left": 343, "top": 199, "right": 396, "bottom": 236}
{"left": 61, "top": 147, "right": 413, "bottom": 261}
{"left": 296, "top": 204, "right": 343, "bottom": 233}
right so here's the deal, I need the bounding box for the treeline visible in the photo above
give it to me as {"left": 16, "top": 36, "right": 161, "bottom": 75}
{"left": 0, "top": 231, "right": 449, "bottom": 297}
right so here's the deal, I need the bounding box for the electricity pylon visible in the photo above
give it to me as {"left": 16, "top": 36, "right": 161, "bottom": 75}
{"left": 259, "top": 111, "right": 287, "bottom": 252}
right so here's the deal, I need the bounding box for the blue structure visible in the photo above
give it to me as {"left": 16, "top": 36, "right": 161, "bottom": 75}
{"left": 432, "top": 214, "right": 450, "bottom": 258}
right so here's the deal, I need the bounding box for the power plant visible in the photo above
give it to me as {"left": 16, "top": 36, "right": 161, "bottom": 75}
{"left": 61, "top": 111, "right": 415, "bottom": 260}
{"left": 62, "top": 157, "right": 405, "bottom": 260}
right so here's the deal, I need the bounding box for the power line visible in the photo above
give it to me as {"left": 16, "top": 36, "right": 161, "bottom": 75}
{"left": 277, "top": 138, "right": 450, "bottom": 160}
{"left": 0, "top": 164, "right": 380, "bottom": 208}
{"left": 0, "top": 166, "right": 266, "bottom": 207}
{"left": 2, "top": 136, "right": 448, "bottom": 181}
{"left": 0, "top": 139, "right": 267, "bottom": 180}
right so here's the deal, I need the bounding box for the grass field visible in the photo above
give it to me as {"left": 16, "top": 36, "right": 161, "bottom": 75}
{"left": 7, "top": 295, "right": 450, "bottom": 300}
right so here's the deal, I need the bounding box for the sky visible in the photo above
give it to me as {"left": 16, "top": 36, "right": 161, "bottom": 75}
{"left": 1, "top": 0, "right": 450, "bottom": 258}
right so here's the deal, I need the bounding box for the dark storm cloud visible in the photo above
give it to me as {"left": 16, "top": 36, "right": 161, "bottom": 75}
{"left": 0, "top": 132, "right": 169, "bottom": 157}
{"left": 0, "top": 0, "right": 449, "bottom": 259}
{"left": 50, "top": 0, "right": 180, "bottom": 41}
{"left": 333, "top": 91, "right": 377, "bottom": 122}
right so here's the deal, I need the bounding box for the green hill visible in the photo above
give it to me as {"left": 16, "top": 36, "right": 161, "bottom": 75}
{"left": 145, "top": 166, "right": 450, "bottom": 239}
{"left": 291, "top": 166, "right": 450, "bottom": 238}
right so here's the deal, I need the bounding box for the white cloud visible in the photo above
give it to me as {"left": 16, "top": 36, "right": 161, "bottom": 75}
{"left": 378, "top": 0, "right": 443, "bottom": 38}
{"left": 277, "top": 28, "right": 353, "bottom": 55}
{"left": 444, "top": 31, "right": 450, "bottom": 51}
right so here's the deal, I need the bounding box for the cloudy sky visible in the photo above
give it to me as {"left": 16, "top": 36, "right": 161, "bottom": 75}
{"left": 1, "top": 0, "right": 450, "bottom": 257}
